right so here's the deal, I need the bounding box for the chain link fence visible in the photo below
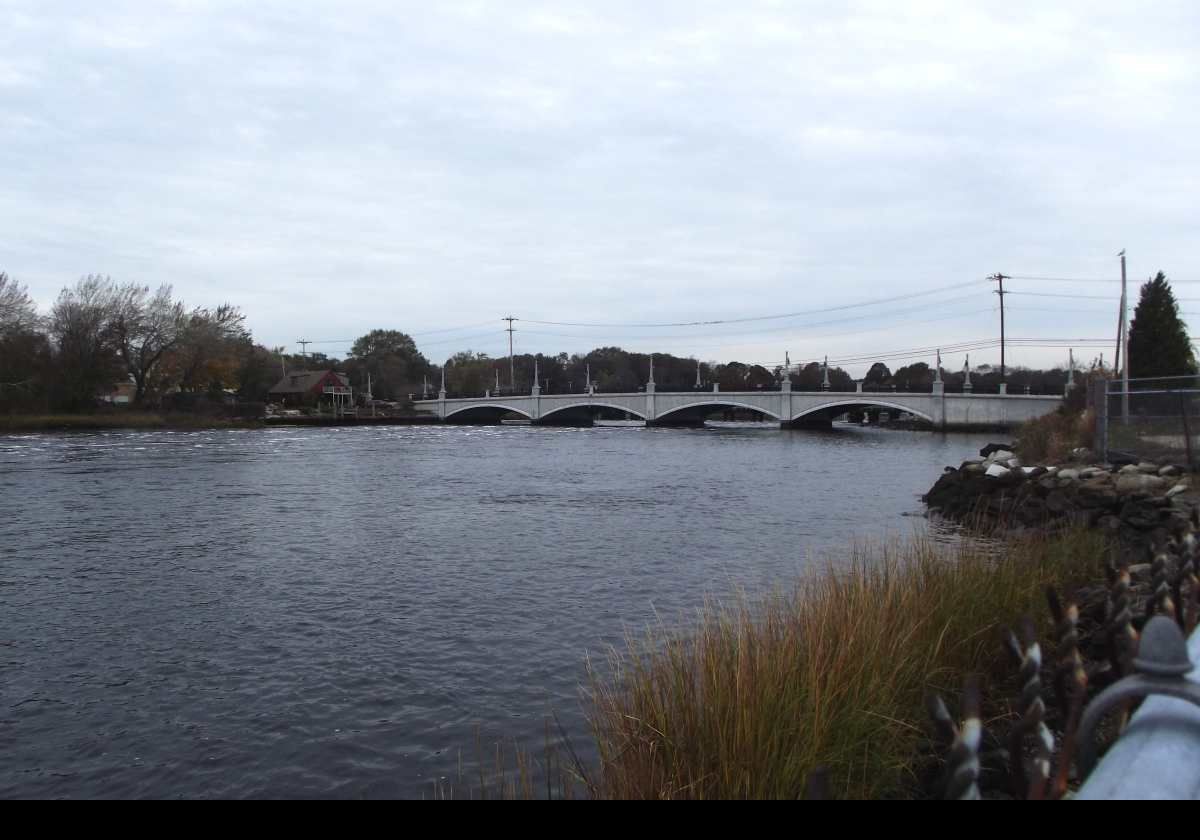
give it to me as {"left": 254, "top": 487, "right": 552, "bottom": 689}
{"left": 1097, "top": 375, "right": 1200, "bottom": 468}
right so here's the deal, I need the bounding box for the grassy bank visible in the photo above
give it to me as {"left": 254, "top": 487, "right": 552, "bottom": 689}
{"left": 585, "top": 529, "right": 1105, "bottom": 799}
{"left": 0, "top": 413, "right": 263, "bottom": 432}
{"left": 1014, "top": 407, "right": 1095, "bottom": 463}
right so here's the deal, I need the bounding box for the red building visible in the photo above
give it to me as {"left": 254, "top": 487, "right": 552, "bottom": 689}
{"left": 268, "top": 370, "right": 352, "bottom": 409}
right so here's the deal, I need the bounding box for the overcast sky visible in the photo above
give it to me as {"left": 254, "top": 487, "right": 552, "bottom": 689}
{"left": 2, "top": 1, "right": 1197, "bottom": 374}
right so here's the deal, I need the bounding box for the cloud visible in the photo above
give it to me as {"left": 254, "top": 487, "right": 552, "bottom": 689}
{"left": 0, "top": 0, "right": 1196, "bottom": 371}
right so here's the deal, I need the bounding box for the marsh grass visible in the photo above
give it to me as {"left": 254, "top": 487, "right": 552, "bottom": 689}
{"left": 585, "top": 529, "right": 1105, "bottom": 799}
{"left": 433, "top": 723, "right": 581, "bottom": 800}
{"left": 1014, "top": 408, "right": 1095, "bottom": 463}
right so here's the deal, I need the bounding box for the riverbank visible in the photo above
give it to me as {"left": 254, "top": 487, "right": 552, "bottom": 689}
{"left": 263, "top": 414, "right": 438, "bottom": 427}
{"left": 0, "top": 412, "right": 446, "bottom": 433}
{"left": 574, "top": 447, "right": 1198, "bottom": 799}
{"left": 580, "top": 528, "right": 1107, "bottom": 799}
{"left": 923, "top": 444, "right": 1195, "bottom": 553}
{"left": 0, "top": 413, "right": 264, "bottom": 432}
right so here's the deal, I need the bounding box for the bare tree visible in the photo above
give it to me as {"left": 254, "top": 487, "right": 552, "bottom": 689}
{"left": 49, "top": 275, "right": 123, "bottom": 410}
{"left": 110, "top": 283, "right": 187, "bottom": 405}
{"left": 0, "top": 272, "right": 39, "bottom": 337}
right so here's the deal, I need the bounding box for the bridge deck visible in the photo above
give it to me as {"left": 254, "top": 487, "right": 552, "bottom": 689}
{"left": 413, "top": 387, "right": 1062, "bottom": 430}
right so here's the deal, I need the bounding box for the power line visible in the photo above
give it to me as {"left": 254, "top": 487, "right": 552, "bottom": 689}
{"left": 516, "top": 293, "right": 989, "bottom": 344}
{"left": 747, "top": 338, "right": 1108, "bottom": 372}
{"left": 1007, "top": 291, "right": 1116, "bottom": 301}
{"left": 409, "top": 320, "right": 504, "bottom": 337}
{"left": 727, "top": 334, "right": 1110, "bottom": 371}
{"left": 1008, "top": 275, "right": 1116, "bottom": 283}
{"left": 417, "top": 329, "right": 506, "bottom": 347}
{"left": 529, "top": 306, "right": 1000, "bottom": 358}
{"left": 812, "top": 338, "right": 1111, "bottom": 369}
{"left": 299, "top": 320, "right": 503, "bottom": 346}
{"left": 520, "top": 279, "right": 989, "bottom": 329}
{"left": 1005, "top": 305, "right": 1118, "bottom": 314}
{"left": 1010, "top": 274, "right": 1200, "bottom": 285}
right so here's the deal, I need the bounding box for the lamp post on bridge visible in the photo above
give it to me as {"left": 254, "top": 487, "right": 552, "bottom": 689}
{"left": 438, "top": 363, "right": 447, "bottom": 419}
{"left": 780, "top": 352, "right": 793, "bottom": 428}
{"left": 645, "top": 355, "right": 657, "bottom": 423}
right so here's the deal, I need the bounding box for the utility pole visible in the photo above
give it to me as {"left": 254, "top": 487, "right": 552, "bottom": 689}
{"left": 297, "top": 338, "right": 311, "bottom": 359}
{"left": 988, "top": 274, "right": 1009, "bottom": 391}
{"left": 1113, "top": 288, "right": 1124, "bottom": 374}
{"left": 502, "top": 316, "right": 517, "bottom": 393}
{"left": 1119, "top": 250, "right": 1129, "bottom": 424}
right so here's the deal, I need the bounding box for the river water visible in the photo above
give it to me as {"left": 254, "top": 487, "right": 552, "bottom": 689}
{"left": 0, "top": 423, "right": 994, "bottom": 798}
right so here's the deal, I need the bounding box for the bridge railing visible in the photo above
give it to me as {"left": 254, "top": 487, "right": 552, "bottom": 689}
{"left": 418, "top": 385, "right": 1069, "bottom": 400}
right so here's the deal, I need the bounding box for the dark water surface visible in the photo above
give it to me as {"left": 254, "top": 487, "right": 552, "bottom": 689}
{"left": 0, "top": 423, "right": 994, "bottom": 798}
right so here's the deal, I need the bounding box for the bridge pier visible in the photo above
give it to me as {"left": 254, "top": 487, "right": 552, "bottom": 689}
{"left": 784, "top": 414, "right": 833, "bottom": 430}
{"left": 534, "top": 414, "right": 594, "bottom": 427}
{"left": 646, "top": 415, "right": 706, "bottom": 428}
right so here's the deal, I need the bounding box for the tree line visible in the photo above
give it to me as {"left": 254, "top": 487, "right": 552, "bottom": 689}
{"left": 2, "top": 270, "right": 1189, "bottom": 414}
{"left": 1, "top": 273, "right": 259, "bottom": 412}
{"left": 433, "top": 349, "right": 1082, "bottom": 398}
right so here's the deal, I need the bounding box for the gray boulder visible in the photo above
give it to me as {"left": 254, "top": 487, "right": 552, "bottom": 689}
{"left": 1115, "top": 473, "right": 1167, "bottom": 495}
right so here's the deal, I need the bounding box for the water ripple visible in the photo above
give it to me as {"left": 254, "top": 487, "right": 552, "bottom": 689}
{"left": 0, "top": 424, "right": 992, "bottom": 798}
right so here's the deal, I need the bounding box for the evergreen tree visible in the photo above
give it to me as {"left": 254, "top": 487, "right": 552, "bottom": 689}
{"left": 1128, "top": 272, "right": 1196, "bottom": 378}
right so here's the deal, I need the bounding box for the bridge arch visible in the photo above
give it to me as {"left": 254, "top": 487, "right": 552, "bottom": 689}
{"left": 539, "top": 402, "right": 648, "bottom": 422}
{"left": 655, "top": 400, "right": 781, "bottom": 423}
{"left": 790, "top": 399, "right": 934, "bottom": 425}
{"left": 444, "top": 403, "right": 533, "bottom": 422}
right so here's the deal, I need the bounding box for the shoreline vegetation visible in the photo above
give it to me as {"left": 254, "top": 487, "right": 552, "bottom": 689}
{"left": 580, "top": 528, "right": 1105, "bottom": 800}
{"left": 0, "top": 412, "right": 262, "bottom": 432}
{"left": 450, "top": 526, "right": 1109, "bottom": 800}
{"left": 0, "top": 411, "right": 452, "bottom": 433}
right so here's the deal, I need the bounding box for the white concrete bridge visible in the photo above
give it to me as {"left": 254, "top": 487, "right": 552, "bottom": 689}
{"left": 414, "top": 377, "right": 1062, "bottom": 431}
